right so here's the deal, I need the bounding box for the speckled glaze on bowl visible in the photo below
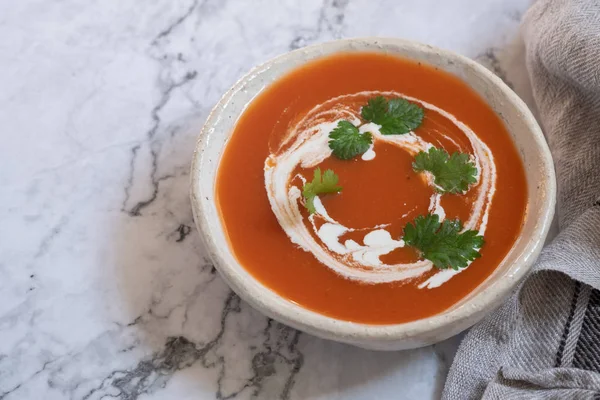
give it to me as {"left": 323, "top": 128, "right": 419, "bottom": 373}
{"left": 190, "top": 38, "right": 556, "bottom": 351}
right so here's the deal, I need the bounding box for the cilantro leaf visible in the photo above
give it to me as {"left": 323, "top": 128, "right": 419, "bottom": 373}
{"left": 361, "top": 96, "right": 424, "bottom": 135}
{"left": 403, "top": 214, "right": 484, "bottom": 270}
{"left": 302, "top": 168, "right": 342, "bottom": 214}
{"left": 413, "top": 147, "right": 478, "bottom": 194}
{"left": 328, "top": 120, "right": 373, "bottom": 160}
{"left": 360, "top": 96, "right": 388, "bottom": 123}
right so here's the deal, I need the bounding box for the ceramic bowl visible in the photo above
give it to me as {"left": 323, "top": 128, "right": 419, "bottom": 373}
{"left": 190, "top": 38, "right": 556, "bottom": 351}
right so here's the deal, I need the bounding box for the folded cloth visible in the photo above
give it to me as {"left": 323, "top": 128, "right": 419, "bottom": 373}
{"left": 443, "top": 0, "right": 600, "bottom": 399}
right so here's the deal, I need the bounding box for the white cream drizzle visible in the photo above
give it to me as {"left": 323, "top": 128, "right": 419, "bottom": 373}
{"left": 359, "top": 123, "right": 379, "bottom": 161}
{"left": 264, "top": 91, "right": 497, "bottom": 287}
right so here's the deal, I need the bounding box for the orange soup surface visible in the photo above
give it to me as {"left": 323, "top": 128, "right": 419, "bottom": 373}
{"left": 216, "top": 52, "right": 527, "bottom": 324}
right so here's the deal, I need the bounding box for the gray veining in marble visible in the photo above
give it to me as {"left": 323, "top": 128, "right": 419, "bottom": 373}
{"left": 0, "top": 0, "right": 539, "bottom": 398}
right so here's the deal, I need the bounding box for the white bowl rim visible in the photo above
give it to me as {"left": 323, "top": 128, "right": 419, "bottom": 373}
{"left": 190, "top": 37, "right": 556, "bottom": 345}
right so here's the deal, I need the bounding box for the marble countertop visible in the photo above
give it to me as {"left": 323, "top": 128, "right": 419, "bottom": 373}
{"left": 1, "top": 0, "right": 537, "bottom": 398}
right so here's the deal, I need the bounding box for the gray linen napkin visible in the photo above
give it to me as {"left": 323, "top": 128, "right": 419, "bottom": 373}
{"left": 443, "top": 0, "right": 600, "bottom": 399}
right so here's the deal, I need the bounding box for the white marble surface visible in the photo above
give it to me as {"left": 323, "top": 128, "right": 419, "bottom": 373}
{"left": 0, "top": 0, "right": 538, "bottom": 398}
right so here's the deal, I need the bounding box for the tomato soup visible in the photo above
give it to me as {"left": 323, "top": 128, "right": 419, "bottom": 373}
{"left": 216, "top": 52, "right": 527, "bottom": 324}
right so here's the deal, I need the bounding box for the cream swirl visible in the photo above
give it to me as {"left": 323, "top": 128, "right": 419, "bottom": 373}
{"left": 264, "top": 91, "right": 496, "bottom": 287}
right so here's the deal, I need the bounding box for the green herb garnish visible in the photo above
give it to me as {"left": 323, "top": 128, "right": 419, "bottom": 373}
{"left": 361, "top": 96, "right": 424, "bottom": 135}
{"left": 302, "top": 168, "right": 342, "bottom": 214}
{"left": 328, "top": 120, "right": 373, "bottom": 160}
{"left": 403, "top": 214, "right": 484, "bottom": 270}
{"left": 413, "top": 147, "right": 477, "bottom": 194}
